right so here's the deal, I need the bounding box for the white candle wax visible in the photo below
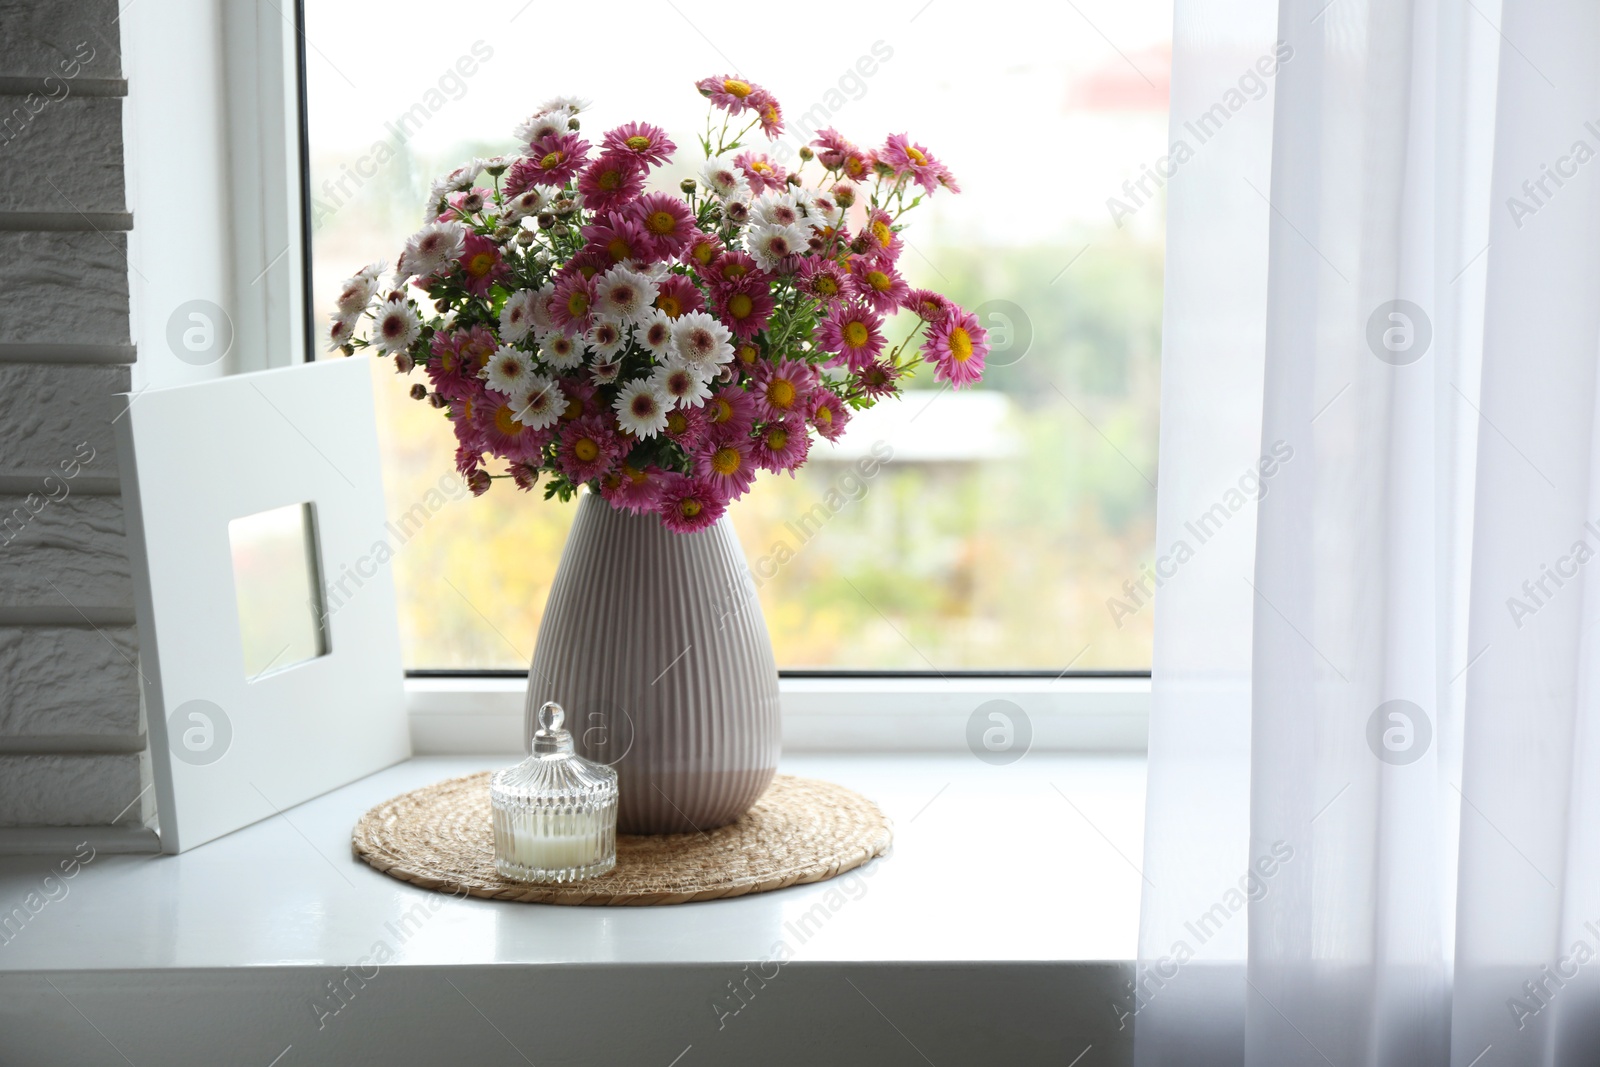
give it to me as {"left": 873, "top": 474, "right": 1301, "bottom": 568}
{"left": 500, "top": 827, "right": 603, "bottom": 871}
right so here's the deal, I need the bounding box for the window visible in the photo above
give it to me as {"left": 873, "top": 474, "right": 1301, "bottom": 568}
{"left": 302, "top": 1, "right": 1169, "bottom": 672}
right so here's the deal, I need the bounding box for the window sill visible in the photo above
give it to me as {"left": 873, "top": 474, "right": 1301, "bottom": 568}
{"left": 406, "top": 674, "right": 1150, "bottom": 755}
{"left": 0, "top": 752, "right": 1142, "bottom": 1061}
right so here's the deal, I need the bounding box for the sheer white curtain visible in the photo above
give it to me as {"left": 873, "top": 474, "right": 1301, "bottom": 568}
{"left": 1139, "top": 0, "right": 1600, "bottom": 1064}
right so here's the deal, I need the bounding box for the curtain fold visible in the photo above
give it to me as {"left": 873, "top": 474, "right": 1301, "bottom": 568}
{"left": 1141, "top": 0, "right": 1600, "bottom": 1063}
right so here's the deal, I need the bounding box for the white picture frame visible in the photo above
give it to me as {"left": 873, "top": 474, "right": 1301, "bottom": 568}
{"left": 116, "top": 357, "right": 410, "bottom": 853}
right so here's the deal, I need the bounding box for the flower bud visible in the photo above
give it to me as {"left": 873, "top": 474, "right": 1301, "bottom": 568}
{"left": 466, "top": 469, "right": 492, "bottom": 496}
{"left": 494, "top": 225, "right": 514, "bottom": 240}
{"left": 435, "top": 299, "right": 450, "bottom": 312}
{"left": 516, "top": 229, "right": 536, "bottom": 245}
{"left": 409, "top": 383, "right": 428, "bottom": 400}
{"left": 394, "top": 352, "right": 414, "bottom": 373}
{"left": 725, "top": 201, "right": 749, "bottom": 223}
{"left": 339, "top": 343, "right": 356, "bottom": 357}
{"left": 537, "top": 212, "right": 556, "bottom": 229}
{"left": 567, "top": 117, "right": 581, "bottom": 131}
{"left": 786, "top": 173, "right": 802, "bottom": 187}
{"left": 554, "top": 198, "right": 576, "bottom": 215}
{"left": 798, "top": 146, "right": 814, "bottom": 161}
{"left": 428, "top": 392, "right": 449, "bottom": 409}
{"left": 680, "top": 178, "right": 697, "bottom": 195}
{"left": 831, "top": 182, "right": 857, "bottom": 207}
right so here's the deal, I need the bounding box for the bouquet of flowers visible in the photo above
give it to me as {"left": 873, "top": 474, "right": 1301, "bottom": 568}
{"left": 332, "top": 75, "right": 988, "bottom": 532}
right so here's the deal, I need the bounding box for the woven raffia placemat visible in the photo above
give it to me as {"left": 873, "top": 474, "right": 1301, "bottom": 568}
{"left": 351, "top": 771, "right": 892, "bottom": 905}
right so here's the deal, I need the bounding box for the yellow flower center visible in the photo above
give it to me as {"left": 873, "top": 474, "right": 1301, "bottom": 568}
{"left": 539, "top": 150, "right": 565, "bottom": 169}
{"left": 566, "top": 291, "right": 590, "bottom": 317}
{"left": 494, "top": 405, "right": 522, "bottom": 436}
{"left": 709, "top": 397, "right": 732, "bottom": 423}
{"left": 606, "top": 236, "right": 632, "bottom": 261}
{"left": 815, "top": 276, "right": 838, "bottom": 296}
{"left": 666, "top": 411, "right": 689, "bottom": 435}
{"left": 467, "top": 252, "right": 496, "bottom": 278}
{"left": 573, "top": 437, "right": 600, "bottom": 462}
{"left": 949, "top": 327, "right": 973, "bottom": 362}
{"left": 737, "top": 344, "right": 758, "bottom": 365}
{"left": 751, "top": 160, "right": 772, "bottom": 175}
{"left": 843, "top": 321, "right": 870, "bottom": 348}
{"left": 623, "top": 463, "right": 647, "bottom": 485}
{"left": 871, "top": 220, "right": 893, "bottom": 245}
{"left": 766, "top": 428, "right": 788, "bottom": 450}
{"left": 905, "top": 146, "right": 926, "bottom": 165}
{"left": 657, "top": 294, "right": 682, "bottom": 318}
{"left": 815, "top": 406, "right": 832, "bottom": 426}
{"left": 645, "top": 210, "right": 676, "bottom": 235}
{"left": 561, "top": 397, "right": 583, "bottom": 421}
{"left": 724, "top": 261, "right": 748, "bottom": 279}
{"left": 763, "top": 103, "right": 779, "bottom": 123}
{"left": 712, "top": 447, "right": 742, "bottom": 476}
{"left": 767, "top": 378, "right": 795, "bottom": 409}
{"left": 866, "top": 270, "right": 891, "bottom": 292}
{"left": 728, "top": 293, "right": 753, "bottom": 319}
{"left": 598, "top": 169, "right": 622, "bottom": 191}
{"left": 680, "top": 499, "right": 703, "bottom": 519}
{"left": 693, "top": 242, "right": 715, "bottom": 265}
{"left": 625, "top": 134, "right": 651, "bottom": 150}
{"left": 723, "top": 79, "right": 752, "bottom": 98}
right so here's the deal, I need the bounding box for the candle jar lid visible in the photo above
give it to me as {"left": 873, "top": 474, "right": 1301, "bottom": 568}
{"left": 490, "top": 701, "right": 619, "bottom": 883}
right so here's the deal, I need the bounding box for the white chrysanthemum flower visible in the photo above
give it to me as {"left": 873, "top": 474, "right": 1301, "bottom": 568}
{"left": 401, "top": 220, "right": 466, "bottom": 279}
{"left": 442, "top": 158, "right": 486, "bottom": 191}
{"left": 512, "top": 374, "right": 564, "bottom": 431}
{"left": 746, "top": 222, "right": 810, "bottom": 271}
{"left": 751, "top": 192, "right": 810, "bottom": 231}
{"left": 422, "top": 178, "right": 452, "bottom": 221}
{"left": 796, "top": 188, "right": 843, "bottom": 229}
{"left": 327, "top": 311, "right": 359, "bottom": 352}
{"left": 528, "top": 282, "right": 558, "bottom": 333}
{"left": 514, "top": 106, "right": 575, "bottom": 143}
{"left": 483, "top": 345, "right": 535, "bottom": 396}
{"left": 698, "top": 158, "right": 751, "bottom": 200}
{"left": 671, "top": 311, "right": 735, "bottom": 373}
{"left": 539, "top": 331, "right": 586, "bottom": 371}
{"left": 651, "top": 360, "right": 713, "bottom": 409}
{"left": 499, "top": 289, "right": 539, "bottom": 344}
{"left": 590, "top": 359, "right": 623, "bottom": 385}
{"left": 502, "top": 188, "right": 545, "bottom": 221}
{"left": 372, "top": 297, "right": 420, "bottom": 354}
{"left": 638, "top": 309, "right": 677, "bottom": 358}
{"left": 334, "top": 264, "right": 382, "bottom": 315}
{"left": 539, "top": 95, "right": 590, "bottom": 115}
{"left": 594, "top": 265, "right": 659, "bottom": 325}
{"left": 587, "top": 318, "right": 627, "bottom": 360}
{"left": 613, "top": 378, "right": 670, "bottom": 438}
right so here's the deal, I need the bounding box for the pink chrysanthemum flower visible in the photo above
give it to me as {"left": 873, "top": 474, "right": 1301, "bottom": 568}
{"left": 600, "top": 461, "right": 666, "bottom": 515}
{"left": 797, "top": 258, "right": 850, "bottom": 307}
{"left": 811, "top": 128, "right": 860, "bottom": 171}
{"left": 685, "top": 232, "right": 726, "bottom": 274}
{"left": 557, "top": 377, "right": 599, "bottom": 422}
{"left": 695, "top": 75, "right": 762, "bottom": 114}
{"left": 582, "top": 210, "right": 652, "bottom": 267}
{"left": 933, "top": 163, "right": 961, "bottom": 193}
{"left": 664, "top": 404, "right": 711, "bottom": 449}
{"left": 902, "top": 288, "right": 952, "bottom": 324}
{"left": 703, "top": 385, "right": 756, "bottom": 443}
{"left": 749, "top": 89, "right": 784, "bottom": 138}
{"left": 653, "top": 274, "right": 706, "bottom": 319}
{"left": 510, "top": 461, "right": 542, "bottom": 492}
{"left": 815, "top": 303, "right": 886, "bottom": 370}
{"left": 880, "top": 133, "right": 941, "bottom": 194}
{"left": 841, "top": 149, "right": 875, "bottom": 183}
{"left": 455, "top": 438, "right": 485, "bottom": 478}
{"left": 857, "top": 209, "right": 903, "bottom": 261}
{"left": 830, "top": 182, "right": 857, "bottom": 208}
{"left": 853, "top": 358, "right": 901, "bottom": 399}
{"left": 925, "top": 306, "right": 989, "bottom": 388}
{"left": 601, "top": 122, "right": 677, "bottom": 166}
{"left": 848, "top": 257, "right": 910, "bottom": 316}
{"left": 447, "top": 188, "right": 489, "bottom": 217}
{"left": 694, "top": 435, "right": 758, "bottom": 497}
{"left": 809, "top": 391, "right": 851, "bottom": 442}
{"left": 429, "top": 325, "right": 498, "bottom": 394}
{"left": 457, "top": 234, "right": 510, "bottom": 297}
{"left": 577, "top": 152, "right": 646, "bottom": 213}
{"left": 520, "top": 132, "right": 591, "bottom": 188}
{"left": 752, "top": 416, "right": 810, "bottom": 474}
{"left": 656, "top": 472, "right": 728, "bottom": 533}
{"left": 753, "top": 359, "right": 812, "bottom": 421}
{"left": 714, "top": 279, "right": 775, "bottom": 341}
{"left": 480, "top": 395, "right": 551, "bottom": 461}
{"left": 450, "top": 390, "right": 490, "bottom": 456}
{"left": 734, "top": 151, "right": 787, "bottom": 195}
{"left": 550, "top": 271, "right": 598, "bottom": 335}
{"left": 555, "top": 415, "right": 621, "bottom": 483}
{"left": 631, "top": 192, "right": 696, "bottom": 259}
{"left": 704, "top": 251, "right": 764, "bottom": 289}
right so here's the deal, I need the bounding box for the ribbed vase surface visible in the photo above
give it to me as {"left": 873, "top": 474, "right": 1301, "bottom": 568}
{"left": 525, "top": 492, "right": 782, "bottom": 833}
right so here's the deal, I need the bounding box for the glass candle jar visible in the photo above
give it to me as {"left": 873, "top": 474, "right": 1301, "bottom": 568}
{"left": 490, "top": 701, "right": 618, "bottom": 883}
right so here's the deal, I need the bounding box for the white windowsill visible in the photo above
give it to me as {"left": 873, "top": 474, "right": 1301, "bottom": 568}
{"left": 406, "top": 674, "right": 1151, "bottom": 755}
